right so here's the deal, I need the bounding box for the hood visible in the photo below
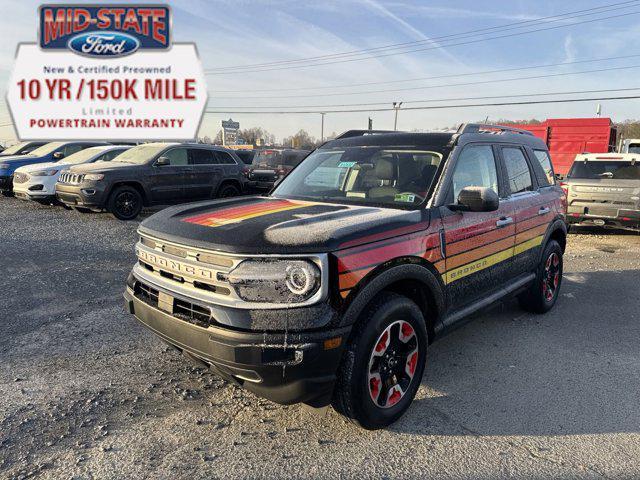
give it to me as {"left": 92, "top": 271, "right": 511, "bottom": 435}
{"left": 15, "top": 161, "right": 63, "bottom": 173}
{"left": 0, "top": 154, "right": 37, "bottom": 164}
{"left": 69, "top": 161, "right": 142, "bottom": 174}
{"left": 139, "top": 196, "right": 430, "bottom": 254}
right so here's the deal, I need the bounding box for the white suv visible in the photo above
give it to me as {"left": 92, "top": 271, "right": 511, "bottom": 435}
{"left": 13, "top": 145, "right": 130, "bottom": 203}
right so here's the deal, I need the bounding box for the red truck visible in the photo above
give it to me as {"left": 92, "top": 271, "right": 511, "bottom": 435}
{"left": 505, "top": 118, "right": 618, "bottom": 177}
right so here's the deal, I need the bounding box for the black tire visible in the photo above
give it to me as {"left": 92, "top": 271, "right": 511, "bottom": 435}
{"left": 1, "top": 190, "right": 13, "bottom": 197}
{"left": 332, "top": 292, "right": 428, "bottom": 430}
{"left": 107, "top": 186, "right": 143, "bottom": 220}
{"left": 216, "top": 183, "right": 240, "bottom": 198}
{"left": 518, "top": 240, "right": 563, "bottom": 314}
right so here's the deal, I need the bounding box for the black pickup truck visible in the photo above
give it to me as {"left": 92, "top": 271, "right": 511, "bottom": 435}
{"left": 124, "top": 125, "right": 567, "bottom": 429}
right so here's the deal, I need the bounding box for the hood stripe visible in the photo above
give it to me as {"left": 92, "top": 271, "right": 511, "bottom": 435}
{"left": 183, "top": 199, "right": 313, "bottom": 227}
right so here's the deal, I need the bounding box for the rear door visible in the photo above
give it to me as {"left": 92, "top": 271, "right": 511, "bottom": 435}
{"left": 440, "top": 144, "right": 516, "bottom": 309}
{"left": 499, "top": 146, "right": 551, "bottom": 277}
{"left": 188, "top": 148, "right": 222, "bottom": 200}
{"left": 148, "top": 147, "right": 190, "bottom": 203}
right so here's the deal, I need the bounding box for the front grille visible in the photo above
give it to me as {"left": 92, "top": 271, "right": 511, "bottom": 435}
{"left": 13, "top": 172, "right": 29, "bottom": 184}
{"left": 134, "top": 281, "right": 213, "bottom": 328}
{"left": 58, "top": 172, "right": 84, "bottom": 185}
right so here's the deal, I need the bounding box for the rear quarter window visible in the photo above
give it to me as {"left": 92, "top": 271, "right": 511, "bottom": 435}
{"left": 533, "top": 150, "right": 555, "bottom": 186}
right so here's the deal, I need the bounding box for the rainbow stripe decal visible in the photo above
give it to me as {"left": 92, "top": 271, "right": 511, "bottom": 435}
{"left": 182, "top": 199, "right": 313, "bottom": 227}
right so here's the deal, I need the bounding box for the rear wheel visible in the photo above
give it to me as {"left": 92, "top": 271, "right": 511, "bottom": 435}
{"left": 107, "top": 186, "right": 143, "bottom": 220}
{"left": 217, "top": 183, "right": 240, "bottom": 198}
{"left": 518, "top": 240, "right": 563, "bottom": 313}
{"left": 332, "top": 292, "right": 427, "bottom": 430}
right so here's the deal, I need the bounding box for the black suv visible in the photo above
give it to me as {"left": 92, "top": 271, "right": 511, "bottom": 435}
{"left": 56, "top": 143, "right": 246, "bottom": 220}
{"left": 124, "top": 125, "right": 567, "bottom": 429}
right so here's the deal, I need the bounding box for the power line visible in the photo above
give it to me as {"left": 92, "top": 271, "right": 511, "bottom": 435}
{"left": 213, "top": 54, "right": 640, "bottom": 94}
{"left": 205, "top": 93, "right": 640, "bottom": 115}
{"left": 211, "top": 63, "right": 640, "bottom": 102}
{"left": 207, "top": 0, "right": 640, "bottom": 71}
{"left": 206, "top": 4, "right": 640, "bottom": 74}
{"left": 209, "top": 87, "right": 640, "bottom": 111}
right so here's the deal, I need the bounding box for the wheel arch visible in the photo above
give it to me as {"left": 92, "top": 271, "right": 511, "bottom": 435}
{"left": 215, "top": 178, "right": 243, "bottom": 197}
{"left": 541, "top": 218, "right": 567, "bottom": 260}
{"left": 338, "top": 257, "right": 446, "bottom": 343}
{"left": 108, "top": 181, "right": 149, "bottom": 206}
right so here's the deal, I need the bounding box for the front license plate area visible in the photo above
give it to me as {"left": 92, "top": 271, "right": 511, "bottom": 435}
{"left": 158, "top": 291, "right": 174, "bottom": 314}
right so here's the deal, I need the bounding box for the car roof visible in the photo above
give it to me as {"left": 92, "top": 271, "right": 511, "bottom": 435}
{"left": 324, "top": 132, "right": 456, "bottom": 149}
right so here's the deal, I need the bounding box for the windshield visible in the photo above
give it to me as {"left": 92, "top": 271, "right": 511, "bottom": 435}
{"left": 568, "top": 160, "right": 640, "bottom": 180}
{"left": 27, "top": 142, "right": 66, "bottom": 157}
{"left": 63, "top": 148, "right": 107, "bottom": 165}
{"left": 272, "top": 146, "right": 446, "bottom": 208}
{"left": 252, "top": 150, "right": 282, "bottom": 167}
{"left": 1, "top": 142, "right": 29, "bottom": 155}
{"left": 113, "top": 144, "right": 168, "bottom": 164}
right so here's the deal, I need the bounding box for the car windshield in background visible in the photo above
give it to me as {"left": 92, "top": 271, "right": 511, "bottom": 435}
{"left": 568, "top": 161, "right": 640, "bottom": 180}
{"left": 626, "top": 144, "right": 640, "bottom": 154}
{"left": 272, "top": 146, "right": 445, "bottom": 208}
{"left": 27, "top": 142, "right": 66, "bottom": 157}
{"left": 1, "top": 142, "right": 29, "bottom": 155}
{"left": 252, "top": 150, "right": 282, "bottom": 167}
{"left": 63, "top": 148, "right": 106, "bottom": 165}
{"left": 112, "top": 144, "right": 169, "bottom": 164}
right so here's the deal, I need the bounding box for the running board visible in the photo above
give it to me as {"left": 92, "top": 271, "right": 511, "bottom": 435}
{"left": 438, "top": 273, "right": 536, "bottom": 334}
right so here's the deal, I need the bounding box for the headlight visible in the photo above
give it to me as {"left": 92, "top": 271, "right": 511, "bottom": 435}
{"left": 227, "top": 259, "right": 320, "bottom": 303}
{"left": 84, "top": 173, "right": 104, "bottom": 181}
{"left": 30, "top": 169, "right": 59, "bottom": 176}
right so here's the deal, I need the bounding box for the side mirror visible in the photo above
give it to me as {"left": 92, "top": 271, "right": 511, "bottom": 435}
{"left": 451, "top": 186, "right": 499, "bottom": 212}
{"left": 155, "top": 156, "right": 170, "bottom": 166}
{"left": 53, "top": 151, "right": 64, "bottom": 160}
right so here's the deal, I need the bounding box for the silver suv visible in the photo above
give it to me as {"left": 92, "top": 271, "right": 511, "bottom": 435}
{"left": 563, "top": 153, "right": 640, "bottom": 231}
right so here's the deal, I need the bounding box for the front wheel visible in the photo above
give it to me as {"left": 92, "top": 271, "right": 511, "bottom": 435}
{"left": 518, "top": 240, "right": 563, "bottom": 313}
{"left": 332, "top": 292, "right": 428, "bottom": 430}
{"left": 107, "top": 186, "right": 143, "bottom": 220}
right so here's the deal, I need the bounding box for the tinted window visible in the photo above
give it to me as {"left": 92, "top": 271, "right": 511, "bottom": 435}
{"left": 533, "top": 150, "right": 554, "bottom": 186}
{"left": 190, "top": 149, "right": 217, "bottom": 165}
{"left": 163, "top": 148, "right": 188, "bottom": 166}
{"left": 63, "top": 144, "right": 84, "bottom": 157}
{"left": 451, "top": 145, "right": 499, "bottom": 201}
{"left": 96, "top": 150, "right": 123, "bottom": 162}
{"left": 234, "top": 150, "right": 255, "bottom": 164}
{"left": 627, "top": 144, "right": 640, "bottom": 154}
{"left": 568, "top": 161, "right": 640, "bottom": 180}
{"left": 503, "top": 147, "right": 533, "bottom": 194}
{"left": 215, "top": 151, "right": 237, "bottom": 165}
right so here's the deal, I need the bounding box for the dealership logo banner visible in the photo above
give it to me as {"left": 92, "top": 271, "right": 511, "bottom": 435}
{"left": 6, "top": 4, "right": 207, "bottom": 141}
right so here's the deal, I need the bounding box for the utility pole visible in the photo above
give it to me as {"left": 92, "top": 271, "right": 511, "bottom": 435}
{"left": 368, "top": 117, "right": 373, "bottom": 130}
{"left": 320, "top": 112, "right": 326, "bottom": 142}
{"left": 393, "top": 102, "right": 403, "bottom": 131}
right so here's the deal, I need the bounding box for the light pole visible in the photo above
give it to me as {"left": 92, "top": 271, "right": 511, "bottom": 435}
{"left": 393, "top": 102, "right": 403, "bottom": 131}
{"left": 320, "top": 112, "right": 325, "bottom": 142}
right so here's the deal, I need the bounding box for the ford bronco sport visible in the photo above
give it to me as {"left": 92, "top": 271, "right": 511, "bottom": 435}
{"left": 124, "top": 124, "right": 567, "bottom": 429}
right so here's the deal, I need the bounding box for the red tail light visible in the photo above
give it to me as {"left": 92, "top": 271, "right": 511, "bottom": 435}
{"left": 242, "top": 167, "right": 250, "bottom": 177}
{"left": 559, "top": 182, "right": 569, "bottom": 213}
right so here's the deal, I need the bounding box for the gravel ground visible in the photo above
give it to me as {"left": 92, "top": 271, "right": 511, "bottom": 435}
{"left": 1, "top": 197, "right": 639, "bottom": 479}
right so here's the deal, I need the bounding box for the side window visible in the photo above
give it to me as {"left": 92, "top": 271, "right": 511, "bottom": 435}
{"left": 190, "top": 149, "right": 217, "bottom": 165}
{"left": 451, "top": 145, "right": 499, "bottom": 202}
{"left": 214, "top": 151, "right": 237, "bottom": 165}
{"left": 163, "top": 148, "right": 188, "bottom": 166}
{"left": 533, "top": 150, "right": 554, "bottom": 186}
{"left": 63, "top": 144, "right": 83, "bottom": 156}
{"left": 96, "top": 150, "right": 119, "bottom": 162}
{"left": 502, "top": 147, "right": 533, "bottom": 194}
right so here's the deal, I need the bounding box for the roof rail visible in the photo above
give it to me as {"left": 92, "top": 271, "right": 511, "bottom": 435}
{"left": 457, "top": 123, "right": 535, "bottom": 137}
{"left": 335, "top": 129, "right": 401, "bottom": 140}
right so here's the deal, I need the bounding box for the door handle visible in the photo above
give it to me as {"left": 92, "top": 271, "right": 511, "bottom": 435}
{"left": 496, "top": 217, "right": 514, "bottom": 228}
{"left": 538, "top": 206, "right": 551, "bottom": 215}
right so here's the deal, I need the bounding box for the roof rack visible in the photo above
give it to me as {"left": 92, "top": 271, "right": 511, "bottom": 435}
{"left": 335, "top": 129, "right": 401, "bottom": 140}
{"left": 457, "top": 123, "right": 535, "bottom": 137}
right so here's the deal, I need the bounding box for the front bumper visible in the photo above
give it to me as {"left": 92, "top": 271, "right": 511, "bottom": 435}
{"left": 0, "top": 175, "right": 13, "bottom": 192}
{"left": 124, "top": 287, "right": 349, "bottom": 406}
{"left": 13, "top": 178, "right": 57, "bottom": 201}
{"left": 55, "top": 182, "right": 108, "bottom": 210}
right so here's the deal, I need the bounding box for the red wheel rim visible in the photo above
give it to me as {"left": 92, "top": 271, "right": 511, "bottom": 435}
{"left": 542, "top": 252, "right": 561, "bottom": 302}
{"left": 367, "top": 320, "right": 419, "bottom": 409}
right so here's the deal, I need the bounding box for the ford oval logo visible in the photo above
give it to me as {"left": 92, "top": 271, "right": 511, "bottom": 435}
{"left": 67, "top": 31, "right": 140, "bottom": 58}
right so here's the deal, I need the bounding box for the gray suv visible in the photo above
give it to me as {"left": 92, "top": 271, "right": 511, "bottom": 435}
{"left": 563, "top": 153, "right": 640, "bottom": 231}
{"left": 55, "top": 143, "right": 246, "bottom": 220}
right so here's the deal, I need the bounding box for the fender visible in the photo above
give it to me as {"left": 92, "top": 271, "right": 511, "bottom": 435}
{"left": 338, "top": 260, "right": 446, "bottom": 337}
{"left": 539, "top": 216, "right": 568, "bottom": 262}
{"left": 106, "top": 180, "right": 151, "bottom": 205}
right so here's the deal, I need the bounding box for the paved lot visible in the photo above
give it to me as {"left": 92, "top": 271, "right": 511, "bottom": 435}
{"left": 0, "top": 197, "right": 639, "bottom": 479}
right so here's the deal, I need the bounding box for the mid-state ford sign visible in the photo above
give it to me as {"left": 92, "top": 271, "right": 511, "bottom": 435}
{"left": 7, "top": 4, "right": 206, "bottom": 141}
{"left": 39, "top": 5, "right": 171, "bottom": 55}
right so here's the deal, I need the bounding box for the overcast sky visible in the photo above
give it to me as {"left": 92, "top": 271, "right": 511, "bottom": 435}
{"left": 2, "top": 0, "right": 640, "bottom": 144}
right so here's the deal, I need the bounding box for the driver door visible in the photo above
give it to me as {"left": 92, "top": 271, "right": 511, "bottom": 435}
{"left": 439, "top": 144, "right": 516, "bottom": 310}
{"left": 149, "top": 147, "right": 190, "bottom": 203}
